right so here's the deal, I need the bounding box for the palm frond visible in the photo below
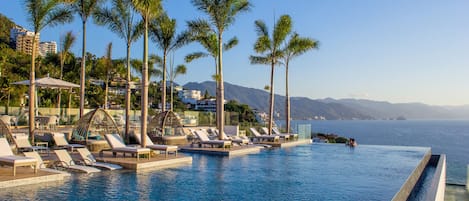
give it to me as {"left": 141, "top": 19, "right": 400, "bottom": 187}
{"left": 273, "top": 15, "right": 292, "bottom": 48}
{"left": 249, "top": 56, "right": 270, "bottom": 65}
{"left": 185, "top": 52, "right": 209, "bottom": 63}
{"left": 223, "top": 36, "right": 238, "bottom": 51}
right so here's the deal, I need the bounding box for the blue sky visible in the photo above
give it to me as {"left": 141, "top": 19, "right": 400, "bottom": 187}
{"left": 1, "top": 0, "right": 469, "bottom": 106}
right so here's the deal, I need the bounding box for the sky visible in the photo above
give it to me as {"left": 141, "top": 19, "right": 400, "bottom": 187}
{"left": 1, "top": 0, "right": 469, "bottom": 106}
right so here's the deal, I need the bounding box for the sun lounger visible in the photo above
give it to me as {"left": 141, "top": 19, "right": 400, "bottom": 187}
{"left": 104, "top": 134, "right": 151, "bottom": 160}
{"left": 249, "top": 128, "right": 280, "bottom": 142}
{"left": 194, "top": 130, "right": 231, "bottom": 149}
{"left": 54, "top": 149, "right": 101, "bottom": 173}
{"left": 213, "top": 129, "right": 249, "bottom": 145}
{"left": 133, "top": 134, "right": 178, "bottom": 158}
{"left": 0, "top": 138, "right": 38, "bottom": 176}
{"left": 261, "top": 127, "right": 290, "bottom": 141}
{"left": 76, "top": 148, "right": 122, "bottom": 170}
{"left": 272, "top": 127, "right": 299, "bottom": 140}
{"left": 12, "top": 134, "right": 49, "bottom": 153}
{"left": 52, "top": 132, "right": 85, "bottom": 152}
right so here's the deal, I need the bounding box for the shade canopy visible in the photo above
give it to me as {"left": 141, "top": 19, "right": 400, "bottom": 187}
{"left": 12, "top": 76, "right": 79, "bottom": 89}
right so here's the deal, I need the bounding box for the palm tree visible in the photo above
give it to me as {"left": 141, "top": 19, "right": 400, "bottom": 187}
{"left": 24, "top": 0, "right": 73, "bottom": 141}
{"left": 57, "top": 31, "right": 76, "bottom": 114}
{"left": 191, "top": 0, "right": 250, "bottom": 140}
{"left": 168, "top": 54, "right": 186, "bottom": 111}
{"left": 131, "top": 0, "right": 162, "bottom": 147}
{"left": 250, "top": 15, "right": 292, "bottom": 135}
{"left": 185, "top": 27, "right": 238, "bottom": 81}
{"left": 149, "top": 13, "right": 190, "bottom": 113}
{"left": 94, "top": 0, "right": 142, "bottom": 140}
{"left": 71, "top": 0, "right": 102, "bottom": 118}
{"left": 282, "top": 33, "right": 318, "bottom": 134}
{"left": 103, "top": 42, "right": 113, "bottom": 110}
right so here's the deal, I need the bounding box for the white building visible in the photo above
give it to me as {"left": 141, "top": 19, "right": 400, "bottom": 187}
{"left": 39, "top": 41, "right": 57, "bottom": 56}
{"left": 178, "top": 89, "right": 202, "bottom": 105}
{"left": 195, "top": 98, "right": 217, "bottom": 112}
{"left": 11, "top": 26, "right": 40, "bottom": 55}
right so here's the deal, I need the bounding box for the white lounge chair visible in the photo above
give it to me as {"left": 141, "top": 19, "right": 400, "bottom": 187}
{"left": 54, "top": 149, "right": 101, "bottom": 173}
{"left": 249, "top": 128, "right": 280, "bottom": 142}
{"left": 23, "top": 151, "right": 70, "bottom": 174}
{"left": 261, "top": 127, "right": 290, "bottom": 141}
{"left": 76, "top": 148, "right": 122, "bottom": 170}
{"left": 213, "top": 129, "right": 249, "bottom": 145}
{"left": 194, "top": 130, "right": 231, "bottom": 149}
{"left": 133, "top": 134, "right": 178, "bottom": 158}
{"left": 104, "top": 134, "right": 151, "bottom": 160}
{"left": 272, "top": 127, "right": 299, "bottom": 140}
{"left": 0, "top": 138, "right": 38, "bottom": 176}
{"left": 52, "top": 132, "right": 85, "bottom": 152}
{"left": 12, "top": 134, "right": 49, "bottom": 153}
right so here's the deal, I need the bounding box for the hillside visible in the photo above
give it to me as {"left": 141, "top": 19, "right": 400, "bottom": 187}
{"left": 184, "top": 81, "right": 469, "bottom": 120}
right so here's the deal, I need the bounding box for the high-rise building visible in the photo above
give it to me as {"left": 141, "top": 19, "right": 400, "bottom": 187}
{"left": 39, "top": 41, "right": 57, "bottom": 56}
{"left": 10, "top": 25, "right": 40, "bottom": 55}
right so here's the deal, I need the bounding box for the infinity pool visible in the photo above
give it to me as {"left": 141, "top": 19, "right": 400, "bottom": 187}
{"left": 0, "top": 144, "right": 430, "bottom": 201}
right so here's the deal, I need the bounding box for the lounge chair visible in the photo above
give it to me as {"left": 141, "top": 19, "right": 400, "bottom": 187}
{"left": 261, "top": 127, "right": 290, "bottom": 141}
{"left": 213, "top": 129, "right": 249, "bottom": 145}
{"left": 133, "top": 134, "right": 178, "bottom": 158}
{"left": 249, "top": 128, "right": 280, "bottom": 142}
{"left": 104, "top": 134, "right": 151, "bottom": 160}
{"left": 272, "top": 127, "right": 299, "bottom": 141}
{"left": 0, "top": 138, "right": 38, "bottom": 176}
{"left": 194, "top": 130, "right": 231, "bottom": 149}
{"left": 12, "top": 134, "right": 49, "bottom": 153}
{"left": 54, "top": 149, "right": 101, "bottom": 173}
{"left": 23, "top": 151, "right": 70, "bottom": 174}
{"left": 76, "top": 148, "right": 122, "bottom": 170}
{"left": 52, "top": 132, "right": 85, "bottom": 152}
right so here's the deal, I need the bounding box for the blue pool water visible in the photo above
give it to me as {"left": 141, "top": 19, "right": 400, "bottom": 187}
{"left": 286, "top": 120, "right": 469, "bottom": 184}
{"left": 0, "top": 144, "right": 429, "bottom": 201}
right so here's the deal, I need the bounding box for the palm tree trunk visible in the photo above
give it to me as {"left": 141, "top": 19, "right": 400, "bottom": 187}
{"left": 140, "top": 16, "right": 149, "bottom": 147}
{"left": 268, "top": 62, "right": 275, "bottom": 135}
{"left": 79, "top": 21, "right": 86, "bottom": 118}
{"left": 170, "top": 80, "right": 174, "bottom": 111}
{"left": 104, "top": 77, "right": 109, "bottom": 109}
{"left": 285, "top": 62, "right": 290, "bottom": 134}
{"left": 29, "top": 33, "right": 37, "bottom": 142}
{"left": 217, "top": 33, "right": 224, "bottom": 140}
{"left": 162, "top": 52, "right": 167, "bottom": 112}
{"left": 125, "top": 43, "right": 131, "bottom": 142}
{"left": 57, "top": 53, "right": 64, "bottom": 114}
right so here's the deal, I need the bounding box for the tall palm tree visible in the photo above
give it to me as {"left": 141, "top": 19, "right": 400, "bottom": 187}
{"left": 185, "top": 26, "right": 238, "bottom": 81}
{"left": 24, "top": 0, "right": 73, "bottom": 141}
{"left": 71, "top": 0, "right": 102, "bottom": 118}
{"left": 282, "top": 33, "right": 318, "bottom": 134}
{"left": 94, "top": 0, "right": 142, "bottom": 140}
{"left": 57, "top": 31, "right": 76, "bottom": 113}
{"left": 103, "top": 42, "right": 113, "bottom": 110}
{"left": 168, "top": 54, "right": 186, "bottom": 111}
{"left": 250, "top": 15, "right": 292, "bottom": 135}
{"left": 191, "top": 0, "right": 250, "bottom": 140}
{"left": 149, "top": 13, "right": 190, "bottom": 113}
{"left": 130, "top": 57, "right": 161, "bottom": 80}
{"left": 131, "top": 0, "right": 162, "bottom": 147}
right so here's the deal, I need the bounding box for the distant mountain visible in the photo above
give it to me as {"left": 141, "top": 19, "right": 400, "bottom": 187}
{"left": 183, "top": 81, "right": 469, "bottom": 120}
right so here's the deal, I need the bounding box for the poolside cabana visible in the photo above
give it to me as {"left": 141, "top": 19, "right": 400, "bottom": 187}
{"left": 148, "top": 111, "right": 187, "bottom": 145}
{"left": 70, "top": 109, "right": 120, "bottom": 146}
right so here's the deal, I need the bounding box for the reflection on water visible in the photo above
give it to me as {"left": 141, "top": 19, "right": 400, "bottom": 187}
{"left": 0, "top": 144, "right": 428, "bottom": 201}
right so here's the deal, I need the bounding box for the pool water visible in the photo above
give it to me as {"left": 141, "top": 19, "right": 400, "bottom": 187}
{"left": 0, "top": 144, "right": 429, "bottom": 201}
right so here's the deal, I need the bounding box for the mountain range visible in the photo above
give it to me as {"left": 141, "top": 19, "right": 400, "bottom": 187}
{"left": 184, "top": 81, "right": 469, "bottom": 120}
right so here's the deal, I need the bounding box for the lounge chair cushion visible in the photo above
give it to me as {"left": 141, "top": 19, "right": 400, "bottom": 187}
{"left": 0, "top": 155, "right": 37, "bottom": 164}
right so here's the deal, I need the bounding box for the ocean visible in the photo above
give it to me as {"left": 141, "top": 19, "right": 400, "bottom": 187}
{"left": 286, "top": 120, "right": 469, "bottom": 184}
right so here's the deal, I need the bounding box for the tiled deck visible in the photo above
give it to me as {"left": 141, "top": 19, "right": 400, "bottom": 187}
{"left": 180, "top": 145, "right": 262, "bottom": 156}
{"left": 95, "top": 152, "right": 192, "bottom": 170}
{"left": 0, "top": 167, "right": 70, "bottom": 188}
{"left": 254, "top": 139, "right": 312, "bottom": 148}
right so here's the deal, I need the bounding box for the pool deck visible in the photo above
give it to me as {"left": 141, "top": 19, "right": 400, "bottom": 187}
{"left": 95, "top": 152, "right": 192, "bottom": 170}
{"left": 254, "top": 139, "right": 312, "bottom": 148}
{"left": 180, "top": 145, "right": 262, "bottom": 156}
{"left": 0, "top": 167, "right": 70, "bottom": 189}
